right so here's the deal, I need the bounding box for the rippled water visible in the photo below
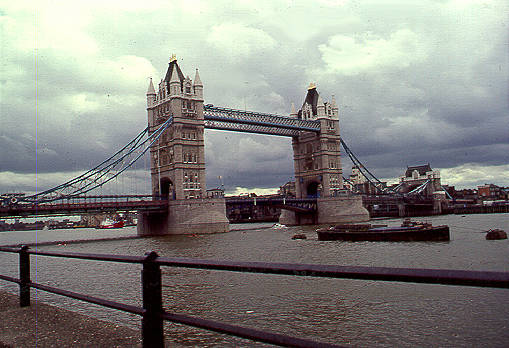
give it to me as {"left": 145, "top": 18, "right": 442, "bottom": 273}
{"left": 1, "top": 214, "right": 508, "bottom": 347}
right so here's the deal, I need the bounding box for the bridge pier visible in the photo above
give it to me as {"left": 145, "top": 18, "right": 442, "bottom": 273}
{"left": 137, "top": 198, "right": 229, "bottom": 236}
{"left": 279, "top": 196, "right": 369, "bottom": 226}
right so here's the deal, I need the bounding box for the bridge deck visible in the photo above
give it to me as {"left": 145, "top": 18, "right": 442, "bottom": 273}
{"left": 0, "top": 200, "right": 167, "bottom": 218}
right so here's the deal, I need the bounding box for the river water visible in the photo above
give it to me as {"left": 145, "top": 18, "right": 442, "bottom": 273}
{"left": 1, "top": 213, "right": 508, "bottom": 347}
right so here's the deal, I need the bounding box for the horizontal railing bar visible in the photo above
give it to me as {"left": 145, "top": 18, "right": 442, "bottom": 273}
{"left": 0, "top": 274, "right": 20, "bottom": 284}
{"left": 160, "top": 311, "right": 341, "bottom": 348}
{"left": 0, "top": 246, "right": 21, "bottom": 252}
{"left": 26, "top": 249, "right": 146, "bottom": 263}
{"left": 1, "top": 248, "right": 508, "bottom": 288}
{"left": 28, "top": 281, "right": 144, "bottom": 315}
{"left": 155, "top": 258, "right": 509, "bottom": 289}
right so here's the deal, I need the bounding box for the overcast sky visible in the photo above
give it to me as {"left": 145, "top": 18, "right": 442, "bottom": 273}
{"left": 1, "top": 0, "right": 508, "bottom": 196}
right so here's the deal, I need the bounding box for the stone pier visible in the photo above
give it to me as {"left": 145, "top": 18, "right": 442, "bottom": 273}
{"left": 137, "top": 198, "right": 229, "bottom": 236}
{"left": 279, "top": 195, "right": 369, "bottom": 226}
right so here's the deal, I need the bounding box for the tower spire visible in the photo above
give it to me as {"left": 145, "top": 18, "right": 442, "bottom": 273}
{"left": 169, "top": 68, "right": 180, "bottom": 95}
{"left": 290, "top": 102, "right": 297, "bottom": 117}
{"left": 147, "top": 77, "right": 156, "bottom": 95}
{"left": 193, "top": 68, "right": 203, "bottom": 86}
{"left": 193, "top": 68, "right": 203, "bottom": 99}
{"left": 317, "top": 94, "right": 326, "bottom": 118}
{"left": 146, "top": 77, "right": 156, "bottom": 107}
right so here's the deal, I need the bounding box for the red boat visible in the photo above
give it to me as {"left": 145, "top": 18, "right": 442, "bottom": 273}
{"left": 97, "top": 219, "right": 125, "bottom": 229}
{"left": 317, "top": 221, "right": 450, "bottom": 242}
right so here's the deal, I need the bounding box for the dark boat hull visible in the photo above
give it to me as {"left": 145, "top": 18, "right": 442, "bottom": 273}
{"left": 317, "top": 226, "right": 450, "bottom": 242}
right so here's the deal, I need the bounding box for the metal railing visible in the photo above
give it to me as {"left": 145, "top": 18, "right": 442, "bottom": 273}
{"left": 0, "top": 245, "right": 508, "bottom": 347}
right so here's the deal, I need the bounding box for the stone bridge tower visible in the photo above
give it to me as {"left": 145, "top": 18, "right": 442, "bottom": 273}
{"left": 292, "top": 83, "right": 343, "bottom": 198}
{"left": 146, "top": 55, "right": 206, "bottom": 200}
{"left": 139, "top": 56, "right": 229, "bottom": 236}
{"left": 280, "top": 83, "right": 369, "bottom": 225}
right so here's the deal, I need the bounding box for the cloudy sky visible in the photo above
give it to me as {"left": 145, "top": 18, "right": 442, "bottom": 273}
{"left": 1, "top": 0, "right": 508, "bottom": 196}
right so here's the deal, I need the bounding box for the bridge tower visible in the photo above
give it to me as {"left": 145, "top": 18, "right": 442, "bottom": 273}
{"left": 280, "top": 83, "right": 369, "bottom": 225}
{"left": 292, "top": 83, "right": 343, "bottom": 198}
{"left": 146, "top": 55, "right": 206, "bottom": 200}
{"left": 139, "top": 56, "right": 229, "bottom": 235}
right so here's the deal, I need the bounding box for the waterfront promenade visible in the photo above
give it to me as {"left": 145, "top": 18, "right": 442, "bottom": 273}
{"left": 0, "top": 290, "right": 141, "bottom": 347}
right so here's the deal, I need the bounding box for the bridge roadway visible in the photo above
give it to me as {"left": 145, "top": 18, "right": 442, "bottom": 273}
{"left": 362, "top": 195, "right": 434, "bottom": 205}
{"left": 0, "top": 195, "right": 168, "bottom": 218}
{"left": 1, "top": 194, "right": 436, "bottom": 219}
{"left": 225, "top": 197, "right": 317, "bottom": 213}
{"left": 0, "top": 195, "right": 318, "bottom": 218}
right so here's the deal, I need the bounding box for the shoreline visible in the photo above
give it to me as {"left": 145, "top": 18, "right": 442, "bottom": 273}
{"left": 0, "top": 289, "right": 141, "bottom": 347}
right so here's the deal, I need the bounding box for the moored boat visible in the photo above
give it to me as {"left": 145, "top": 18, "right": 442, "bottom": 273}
{"left": 317, "top": 220, "right": 450, "bottom": 242}
{"left": 97, "top": 219, "right": 125, "bottom": 229}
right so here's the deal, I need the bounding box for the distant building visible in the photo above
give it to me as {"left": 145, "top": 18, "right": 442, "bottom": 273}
{"left": 398, "top": 164, "right": 442, "bottom": 195}
{"left": 478, "top": 184, "right": 505, "bottom": 201}
{"left": 206, "top": 188, "right": 224, "bottom": 198}
{"left": 347, "top": 166, "right": 386, "bottom": 195}
{"left": 349, "top": 166, "right": 367, "bottom": 185}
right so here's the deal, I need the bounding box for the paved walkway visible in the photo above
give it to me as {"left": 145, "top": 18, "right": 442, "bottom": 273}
{"left": 0, "top": 290, "right": 142, "bottom": 347}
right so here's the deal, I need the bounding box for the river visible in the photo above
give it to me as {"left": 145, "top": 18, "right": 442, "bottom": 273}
{"left": 1, "top": 213, "right": 508, "bottom": 347}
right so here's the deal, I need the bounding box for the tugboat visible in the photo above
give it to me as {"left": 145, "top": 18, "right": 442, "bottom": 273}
{"left": 317, "top": 219, "right": 449, "bottom": 242}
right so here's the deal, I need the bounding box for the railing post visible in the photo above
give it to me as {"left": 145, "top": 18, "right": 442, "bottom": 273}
{"left": 141, "top": 251, "right": 164, "bottom": 348}
{"left": 19, "top": 245, "right": 30, "bottom": 307}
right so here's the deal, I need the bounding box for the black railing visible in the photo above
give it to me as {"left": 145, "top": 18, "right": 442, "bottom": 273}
{"left": 0, "top": 245, "right": 508, "bottom": 347}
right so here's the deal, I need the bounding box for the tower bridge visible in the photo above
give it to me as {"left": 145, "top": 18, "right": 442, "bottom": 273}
{"left": 138, "top": 56, "right": 368, "bottom": 234}
{"left": 1, "top": 55, "right": 378, "bottom": 233}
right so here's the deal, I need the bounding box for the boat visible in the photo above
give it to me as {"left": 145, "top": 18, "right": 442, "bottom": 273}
{"left": 316, "top": 220, "right": 450, "bottom": 242}
{"left": 97, "top": 219, "right": 125, "bottom": 229}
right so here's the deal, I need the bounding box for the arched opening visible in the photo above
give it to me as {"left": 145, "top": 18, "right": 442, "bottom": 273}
{"left": 160, "top": 177, "right": 174, "bottom": 200}
{"left": 306, "top": 182, "right": 320, "bottom": 198}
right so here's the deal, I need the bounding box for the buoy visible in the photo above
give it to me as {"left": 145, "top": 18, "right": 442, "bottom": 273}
{"left": 485, "top": 229, "right": 507, "bottom": 240}
{"left": 292, "top": 234, "right": 307, "bottom": 240}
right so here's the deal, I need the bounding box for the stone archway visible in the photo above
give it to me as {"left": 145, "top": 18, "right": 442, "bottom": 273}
{"left": 160, "top": 177, "right": 174, "bottom": 200}
{"left": 306, "top": 182, "right": 321, "bottom": 198}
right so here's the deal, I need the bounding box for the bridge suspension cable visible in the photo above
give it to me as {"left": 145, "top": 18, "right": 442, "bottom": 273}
{"left": 342, "top": 176, "right": 361, "bottom": 194}
{"left": 406, "top": 179, "right": 431, "bottom": 195}
{"left": 340, "top": 138, "right": 398, "bottom": 195}
{"left": 20, "top": 117, "right": 174, "bottom": 204}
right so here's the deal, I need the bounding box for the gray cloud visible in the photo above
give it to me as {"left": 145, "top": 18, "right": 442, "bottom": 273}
{"left": 1, "top": 0, "right": 508, "bottom": 195}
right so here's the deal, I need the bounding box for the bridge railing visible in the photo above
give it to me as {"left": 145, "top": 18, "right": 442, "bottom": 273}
{"left": 0, "top": 195, "right": 168, "bottom": 218}
{"left": 0, "top": 245, "right": 508, "bottom": 347}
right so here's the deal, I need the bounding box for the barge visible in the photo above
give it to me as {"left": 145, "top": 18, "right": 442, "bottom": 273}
{"left": 317, "top": 220, "right": 450, "bottom": 242}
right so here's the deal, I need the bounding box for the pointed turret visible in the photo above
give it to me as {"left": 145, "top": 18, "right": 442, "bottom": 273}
{"left": 193, "top": 68, "right": 203, "bottom": 86}
{"left": 331, "top": 94, "right": 337, "bottom": 108}
{"left": 290, "top": 103, "right": 297, "bottom": 117}
{"left": 164, "top": 55, "right": 184, "bottom": 96}
{"left": 331, "top": 94, "right": 339, "bottom": 119}
{"left": 193, "top": 68, "right": 203, "bottom": 98}
{"left": 302, "top": 83, "right": 318, "bottom": 116}
{"left": 317, "top": 94, "right": 326, "bottom": 118}
{"left": 169, "top": 68, "right": 180, "bottom": 95}
{"left": 147, "top": 77, "right": 156, "bottom": 95}
{"left": 146, "top": 78, "right": 156, "bottom": 107}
